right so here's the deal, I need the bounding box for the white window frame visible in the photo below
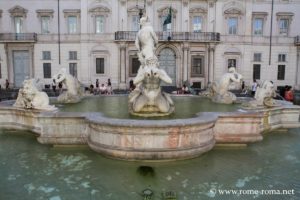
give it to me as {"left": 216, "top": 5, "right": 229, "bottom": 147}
{"left": 191, "top": 55, "right": 205, "bottom": 77}
{"left": 253, "top": 18, "right": 263, "bottom": 35}
{"left": 95, "top": 15, "right": 105, "bottom": 33}
{"left": 228, "top": 17, "right": 238, "bottom": 35}
{"left": 69, "top": 51, "right": 78, "bottom": 60}
{"left": 131, "top": 15, "right": 140, "bottom": 31}
{"left": 96, "top": 57, "right": 105, "bottom": 74}
{"left": 253, "top": 53, "right": 262, "bottom": 62}
{"left": 41, "top": 16, "right": 50, "bottom": 34}
{"left": 9, "top": 6, "right": 28, "bottom": 33}
{"left": 36, "top": 10, "right": 54, "bottom": 34}
{"left": 189, "top": 7, "right": 207, "bottom": 32}
{"left": 276, "top": 12, "right": 294, "bottom": 36}
{"left": 278, "top": 54, "right": 287, "bottom": 62}
{"left": 89, "top": 7, "right": 110, "bottom": 34}
{"left": 42, "top": 51, "right": 51, "bottom": 60}
{"left": 63, "top": 9, "right": 80, "bottom": 34}
{"left": 14, "top": 16, "right": 23, "bottom": 33}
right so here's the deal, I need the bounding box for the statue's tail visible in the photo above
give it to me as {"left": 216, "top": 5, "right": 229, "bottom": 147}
{"left": 162, "top": 92, "right": 174, "bottom": 106}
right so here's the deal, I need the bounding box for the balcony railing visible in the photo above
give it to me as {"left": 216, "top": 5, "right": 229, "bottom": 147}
{"left": 115, "top": 31, "right": 220, "bottom": 42}
{"left": 0, "top": 33, "right": 37, "bottom": 42}
{"left": 295, "top": 36, "right": 300, "bottom": 46}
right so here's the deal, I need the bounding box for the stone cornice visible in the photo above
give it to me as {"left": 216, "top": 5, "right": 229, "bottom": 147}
{"left": 276, "top": 12, "right": 294, "bottom": 21}
{"left": 89, "top": 6, "right": 110, "bottom": 17}
{"left": 63, "top": 9, "right": 81, "bottom": 18}
{"left": 189, "top": 7, "right": 207, "bottom": 14}
{"left": 224, "top": 8, "right": 243, "bottom": 15}
{"left": 9, "top": 5, "right": 28, "bottom": 18}
{"left": 36, "top": 9, "right": 54, "bottom": 18}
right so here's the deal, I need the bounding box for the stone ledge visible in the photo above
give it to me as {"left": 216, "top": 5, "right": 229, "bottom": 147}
{"left": 0, "top": 100, "right": 299, "bottom": 161}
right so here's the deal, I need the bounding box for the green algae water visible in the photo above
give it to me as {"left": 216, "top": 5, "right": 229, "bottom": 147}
{"left": 57, "top": 96, "right": 238, "bottom": 119}
{"left": 0, "top": 129, "right": 299, "bottom": 200}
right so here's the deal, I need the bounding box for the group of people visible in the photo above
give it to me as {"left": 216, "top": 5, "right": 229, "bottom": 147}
{"left": 90, "top": 78, "right": 113, "bottom": 95}
{"left": 178, "top": 84, "right": 190, "bottom": 94}
{"left": 51, "top": 81, "right": 63, "bottom": 92}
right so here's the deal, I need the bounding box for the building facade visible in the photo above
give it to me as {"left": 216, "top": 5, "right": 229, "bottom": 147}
{"left": 0, "top": 0, "right": 299, "bottom": 89}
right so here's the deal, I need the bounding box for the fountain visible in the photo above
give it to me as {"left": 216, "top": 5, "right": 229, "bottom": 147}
{"left": 52, "top": 68, "right": 84, "bottom": 103}
{"left": 0, "top": 17, "right": 300, "bottom": 161}
{"left": 13, "top": 78, "right": 57, "bottom": 111}
{"left": 203, "top": 67, "right": 243, "bottom": 104}
{"left": 242, "top": 80, "right": 281, "bottom": 108}
{"left": 128, "top": 16, "right": 174, "bottom": 117}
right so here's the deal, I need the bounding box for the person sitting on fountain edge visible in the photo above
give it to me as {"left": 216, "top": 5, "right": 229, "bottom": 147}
{"left": 181, "top": 84, "right": 190, "bottom": 94}
{"left": 99, "top": 84, "right": 107, "bottom": 94}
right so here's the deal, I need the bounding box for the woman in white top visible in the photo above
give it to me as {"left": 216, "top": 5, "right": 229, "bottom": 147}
{"left": 251, "top": 79, "right": 258, "bottom": 96}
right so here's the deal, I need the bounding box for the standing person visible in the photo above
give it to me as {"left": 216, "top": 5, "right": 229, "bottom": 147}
{"left": 52, "top": 81, "right": 56, "bottom": 92}
{"left": 285, "top": 86, "right": 294, "bottom": 102}
{"left": 89, "top": 84, "right": 94, "bottom": 94}
{"left": 251, "top": 79, "right": 258, "bottom": 96}
{"left": 96, "top": 79, "right": 99, "bottom": 88}
{"left": 107, "top": 78, "right": 113, "bottom": 95}
{"left": 241, "top": 81, "right": 245, "bottom": 90}
{"left": 107, "top": 78, "right": 111, "bottom": 87}
{"left": 5, "top": 79, "right": 9, "bottom": 90}
{"left": 58, "top": 82, "right": 63, "bottom": 93}
{"left": 129, "top": 80, "right": 135, "bottom": 91}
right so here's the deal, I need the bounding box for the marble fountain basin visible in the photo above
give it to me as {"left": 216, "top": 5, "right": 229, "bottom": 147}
{"left": 0, "top": 95, "right": 299, "bottom": 161}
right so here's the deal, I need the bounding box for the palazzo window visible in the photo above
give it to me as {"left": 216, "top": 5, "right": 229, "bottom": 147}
{"left": 278, "top": 54, "right": 286, "bottom": 62}
{"left": 193, "top": 16, "right": 202, "bottom": 32}
{"left": 228, "top": 59, "right": 236, "bottom": 68}
{"left": 89, "top": 7, "right": 110, "bottom": 34}
{"left": 41, "top": 16, "right": 50, "bottom": 34}
{"left": 253, "top": 64, "right": 261, "bottom": 80}
{"left": 277, "top": 65, "right": 285, "bottom": 80}
{"left": 253, "top": 53, "right": 262, "bottom": 62}
{"left": 189, "top": 7, "right": 207, "bottom": 32}
{"left": 42, "top": 51, "right": 51, "bottom": 60}
{"left": 69, "top": 51, "right": 77, "bottom": 60}
{"left": 43, "top": 63, "right": 51, "bottom": 78}
{"left": 132, "top": 15, "right": 140, "bottom": 31}
{"left": 9, "top": 6, "right": 28, "bottom": 33}
{"left": 276, "top": 12, "right": 294, "bottom": 36}
{"left": 36, "top": 10, "right": 54, "bottom": 34}
{"left": 14, "top": 16, "right": 23, "bottom": 33}
{"left": 158, "top": 7, "right": 177, "bottom": 32}
{"left": 95, "top": 16, "right": 105, "bottom": 33}
{"left": 127, "top": 7, "right": 143, "bottom": 31}
{"left": 224, "top": 7, "right": 243, "bottom": 35}
{"left": 228, "top": 17, "right": 238, "bottom": 35}
{"left": 68, "top": 16, "right": 77, "bottom": 34}
{"left": 129, "top": 55, "right": 140, "bottom": 76}
{"left": 96, "top": 58, "right": 105, "bottom": 74}
{"left": 279, "top": 19, "right": 288, "bottom": 35}
{"left": 64, "top": 9, "right": 80, "bottom": 34}
{"left": 253, "top": 18, "right": 263, "bottom": 35}
{"left": 252, "top": 12, "right": 267, "bottom": 36}
{"left": 191, "top": 56, "right": 204, "bottom": 77}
